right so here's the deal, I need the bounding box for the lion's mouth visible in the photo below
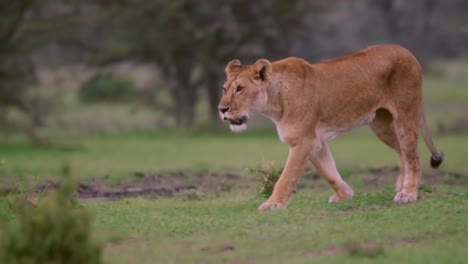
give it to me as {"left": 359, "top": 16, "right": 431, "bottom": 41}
{"left": 228, "top": 115, "right": 248, "bottom": 126}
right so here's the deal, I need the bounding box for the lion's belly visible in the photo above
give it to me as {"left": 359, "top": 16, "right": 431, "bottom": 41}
{"left": 317, "top": 111, "right": 376, "bottom": 141}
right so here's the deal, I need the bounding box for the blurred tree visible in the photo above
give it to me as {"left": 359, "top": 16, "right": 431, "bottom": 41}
{"left": 196, "top": 0, "right": 322, "bottom": 124}
{"left": 371, "top": 0, "right": 468, "bottom": 66}
{"left": 2, "top": 0, "right": 467, "bottom": 133}
{"left": 373, "top": 0, "right": 436, "bottom": 66}
{"left": 95, "top": 0, "right": 320, "bottom": 128}
{"left": 0, "top": 0, "right": 35, "bottom": 113}
{"left": 0, "top": 0, "right": 87, "bottom": 142}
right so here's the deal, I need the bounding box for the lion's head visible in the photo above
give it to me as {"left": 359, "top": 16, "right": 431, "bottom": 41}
{"left": 218, "top": 59, "right": 272, "bottom": 132}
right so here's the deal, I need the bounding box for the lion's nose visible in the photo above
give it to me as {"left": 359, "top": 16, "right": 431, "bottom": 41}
{"left": 219, "top": 107, "right": 230, "bottom": 114}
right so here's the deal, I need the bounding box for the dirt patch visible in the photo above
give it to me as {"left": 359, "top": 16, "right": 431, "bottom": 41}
{"left": 363, "top": 166, "right": 468, "bottom": 187}
{"left": 305, "top": 231, "right": 463, "bottom": 258}
{"left": 77, "top": 183, "right": 197, "bottom": 200}
{"left": 200, "top": 244, "right": 236, "bottom": 253}
{"left": 1, "top": 167, "right": 466, "bottom": 200}
{"left": 297, "top": 166, "right": 467, "bottom": 190}
{"left": 81, "top": 170, "right": 253, "bottom": 200}
{"left": 0, "top": 170, "right": 253, "bottom": 200}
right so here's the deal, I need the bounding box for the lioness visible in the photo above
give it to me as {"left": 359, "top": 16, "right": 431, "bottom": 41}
{"left": 218, "top": 44, "right": 444, "bottom": 211}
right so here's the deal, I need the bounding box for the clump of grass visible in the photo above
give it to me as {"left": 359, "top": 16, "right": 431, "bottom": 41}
{"left": 247, "top": 164, "right": 283, "bottom": 198}
{"left": 174, "top": 189, "right": 206, "bottom": 201}
{"left": 418, "top": 184, "right": 436, "bottom": 194}
{"left": 0, "top": 178, "right": 102, "bottom": 264}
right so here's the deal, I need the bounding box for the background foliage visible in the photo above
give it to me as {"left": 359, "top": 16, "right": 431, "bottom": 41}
{"left": 1, "top": 179, "right": 102, "bottom": 264}
{"left": 0, "top": 0, "right": 467, "bottom": 137}
{"left": 0, "top": 1, "right": 467, "bottom": 263}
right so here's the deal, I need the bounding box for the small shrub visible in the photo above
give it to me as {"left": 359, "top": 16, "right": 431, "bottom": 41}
{"left": 0, "top": 179, "right": 102, "bottom": 264}
{"left": 79, "top": 73, "right": 135, "bottom": 103}
{"left": 248, "top": 165, "right": 283, "bottom": 198}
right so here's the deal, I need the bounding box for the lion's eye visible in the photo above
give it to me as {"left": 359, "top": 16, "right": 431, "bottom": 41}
{"left": 235, "top": 86, "right": 244, "bottom": 93}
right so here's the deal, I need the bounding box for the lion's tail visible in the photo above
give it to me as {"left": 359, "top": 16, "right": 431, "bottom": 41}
{"left": 420, "top": 103, "right": 444, "bottom": 168}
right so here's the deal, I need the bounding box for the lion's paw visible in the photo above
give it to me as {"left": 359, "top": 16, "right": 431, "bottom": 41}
{"left": 328, "top": 185, "right": 354, "bottom": 203}
{"left": 393, "top": 192, "right": 417, "bottom": 203}
{"left": 328, "top": 193, "right": 353, "bottom": 203}
{"left": 258, "top": 202, "right": 285, "bottom": 212}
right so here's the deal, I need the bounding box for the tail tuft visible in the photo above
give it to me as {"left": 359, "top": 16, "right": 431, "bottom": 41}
{"left": 430, "top": 152, "right": 444, "bottom": 168}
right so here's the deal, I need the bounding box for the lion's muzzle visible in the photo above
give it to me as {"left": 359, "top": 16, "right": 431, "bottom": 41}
{"left": 229, "top": 115, "right": 248, "bottom": 126}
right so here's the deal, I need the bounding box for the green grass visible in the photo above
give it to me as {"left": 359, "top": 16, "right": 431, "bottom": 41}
{"left": 1, "top": 76, "right": 467, "bottom": 182}
{"left": 0, "top": 76, "right": 468, "bottom": 263}
{"left": 0, "top": 132, "right": 466, "bottom": 264}
{"left": 0, "top": 131, "right": 288, "bottom": 182}
{"left": 423, "top": 76, "right": 468, "bottom": 102}
{"left": 0, "top": 131, "right": 466, "bottom": 185}
{"left": 0, "top": 189, "right": 468, "bottom": 263}
{"left": 91, "top": 188, "right": 466, "bottom": 264}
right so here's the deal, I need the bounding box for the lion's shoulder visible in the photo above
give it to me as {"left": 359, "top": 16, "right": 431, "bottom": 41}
{"left": 272, "top": 57, "right": 310, "bottom": 68}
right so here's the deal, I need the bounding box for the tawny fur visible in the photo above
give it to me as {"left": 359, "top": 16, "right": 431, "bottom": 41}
{"left": 218, "top": 44, "right": 444, "bottom": 211}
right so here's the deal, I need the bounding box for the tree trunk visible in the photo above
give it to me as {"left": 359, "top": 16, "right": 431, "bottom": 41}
{"left": 0, "top": 108, "right": 8, "bottom": 127}
{"left": 173, "top": 76, "right": 197, "bottom": 129}
{"left": 418, "top": 0, "right": 437, "bottom": 67}
{"left": 379, "top": 0, "right": 436, "bottom": 68}
{"left": 206, "top": 74, "right": 221, "bottom": 125}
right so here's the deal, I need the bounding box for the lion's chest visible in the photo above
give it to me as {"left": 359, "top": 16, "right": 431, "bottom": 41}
{"left": 272, "top": 121, "right": 295, "bottom": 143}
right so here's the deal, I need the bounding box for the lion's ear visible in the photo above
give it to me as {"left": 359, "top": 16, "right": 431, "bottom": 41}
{"left": 225, "top": 59, "right": 242, "bottom": 76}
{"left": 253, "top": 59, "right": 272, "bottom": 82}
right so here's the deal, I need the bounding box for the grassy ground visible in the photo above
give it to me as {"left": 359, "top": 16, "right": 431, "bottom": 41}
{"left": 98, "top": 189, "right": 467, "bottom": 264}
{"left": 0, "top": 76, "right": 467, "bottom": 263}
{"left": 0, "top": 76, "right": 467, "bottom": 180}
{"left": 0, "top": 131, "right": 466, "bottom": 184}
{"left": 1, "top": 181, "right": 466, "bottom": 263}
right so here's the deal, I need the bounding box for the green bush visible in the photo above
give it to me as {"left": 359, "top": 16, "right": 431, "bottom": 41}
{"left": 248, "top": 164, "right": 283, "bottom": 198}
{"left": 1, "top": 179, "right": 102, "bottom": 264}
{"left": 79, "top": 73, "right": 135, "bottom": 103}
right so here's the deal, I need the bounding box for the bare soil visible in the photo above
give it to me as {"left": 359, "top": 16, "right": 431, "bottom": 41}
{"left": 1, "top": 167, "right": 466, "bottom": 200}
{"left": 303, "top": 231, "right": 463, "bottom": 258}
{"left": 362, "top": 166, "right": 468, "bottom": 187}
{"left": 78, "top": 171, "right": 250, "bottom": 200}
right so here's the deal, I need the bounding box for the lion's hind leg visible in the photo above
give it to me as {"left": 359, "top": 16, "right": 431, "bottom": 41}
{"left": 392, "top": 114, "right": 421, "bottom": 203}
{"left": 369, "top": 108, "right": 405, "bottom": 192}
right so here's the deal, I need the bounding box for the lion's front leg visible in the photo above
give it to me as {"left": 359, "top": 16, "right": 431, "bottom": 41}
{"left": 258, "top": 143, "right": 310, "bottom": 211}
{"left": 309, "top": 142, "right": 353, "bottom": 203}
